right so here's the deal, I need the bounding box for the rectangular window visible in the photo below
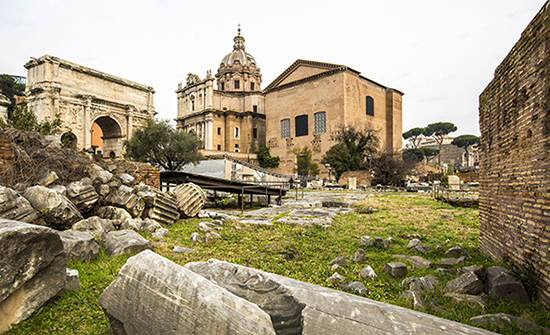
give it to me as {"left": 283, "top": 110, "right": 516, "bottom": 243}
{"left": 366, "top": 96, "right": 374, "bottom": 116}
{"left": 234, "top": 80, "right": 240, "bottom": 89}
{"left": 253, "top": 128, "right": 258, "bottom": 139}
{"left": 253, "top": 105, "right": 258, "bottom": 113}
{"left": 217, "top": 144, "right": 221, "bottom": 150}
{"left": 234, "top": 127, "right": 240, "bottom": 139}
{"left": 250, "top": 82, "right": 255, "bottom": 90}
{"left": 281, "top": 119, "right": 290, "bottom": 139}
{"left": 314, "top": 111, "right": 326, "bottom": 134}
{"left": 221, "top": 83, "right": 224, "bottom": 91}
{"left": 217, "top": 127, "right": 221, "bottom": 135}
{"left": 295, "top": 114, "right": 308, "bottom": 137}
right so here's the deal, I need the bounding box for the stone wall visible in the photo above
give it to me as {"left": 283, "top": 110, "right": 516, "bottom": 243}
{"left": 478, "top": 3, "right": 550, "bottom": 307}
{"left": 338, "top": 170, "right": 371, "bottom": 186}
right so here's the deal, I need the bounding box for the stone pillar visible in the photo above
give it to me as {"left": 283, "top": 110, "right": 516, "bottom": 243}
{"left": 127, "top": 111, "right": 133, "bottom": 141}
{"left": 52, "top": 87, "right": 61, "bottom": 120}
{"left": 82, "top": 95, "right": 93, "bottom": 149}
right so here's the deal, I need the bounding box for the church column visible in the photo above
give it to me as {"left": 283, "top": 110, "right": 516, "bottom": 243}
{"left": 206, "top": 116, "right": 213, "bottom": 150}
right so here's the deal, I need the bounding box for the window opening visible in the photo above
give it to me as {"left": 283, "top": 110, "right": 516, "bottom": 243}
{"left": 281, "top": 119, "right": 290, "bottom": 139}
{"left": 366, "top": 96, "right": 374, "bottom": 116}
{"left": 295, "top": 114, "right": 308, "bottom": 137}
{"left": 314, "top": 111, "right": 326, "bottom": 134}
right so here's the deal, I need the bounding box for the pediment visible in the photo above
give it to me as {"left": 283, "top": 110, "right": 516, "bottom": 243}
{"left": 265, "top": 60, "right": 350, "bottom": 91}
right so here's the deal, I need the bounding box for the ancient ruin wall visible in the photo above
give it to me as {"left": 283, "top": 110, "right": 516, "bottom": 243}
{"left": 478, "top": 3, "right": 550, "bottom": 306}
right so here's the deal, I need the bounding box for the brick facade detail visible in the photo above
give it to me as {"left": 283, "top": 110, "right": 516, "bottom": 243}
{"left": 478, "top": 3, "right": 550, "bottom": 307}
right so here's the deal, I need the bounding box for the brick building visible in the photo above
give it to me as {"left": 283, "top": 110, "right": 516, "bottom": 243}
{"left": 176, "top": 29, "right": 403, "bottom": 177}
{"left": 478, "top": 2, "right": 550, "bottom": 307}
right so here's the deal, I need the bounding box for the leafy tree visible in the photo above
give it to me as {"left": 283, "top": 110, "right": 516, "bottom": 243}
{"left": 321, "top": 143, "right": 352, "bottom": 181}
{"left": 451, "top": 134, "right": 479, "bottom": 167}
{"left": 403, "top": 148, "right": 424, "bottom": 163}
{"left": 423, "top": 122, "right": 457, "bottom": 165}
{"left": 0, "top": 74, "right": 25, "bottom": 114}
{"left": 257, "top": 145, "right": 280, "bottom": 168}
{"left": 403, "top": 147, "right": 440, "bottom": 164}
{"left": 321, "top": 124, "right": 379, "bottom": 179}
{"left": 420, "top": 147, "right": 439, "bottom": 164}
{"left": 123, "top": 118, "right": 203, "bottom": 171}
{"left": 293, "top": 146, "right": 319, "bottom": 176}
{"left": 0, "top": 101, "right": 62, "bottom": 135}
{"left": 336, "top": 124, "right": 379, "bottom": 171}
{"left": 372, "top": 150, "right": 415, "bottom": 186}
{"left": 402, "top": 127, "right": 425, "bottom": 149}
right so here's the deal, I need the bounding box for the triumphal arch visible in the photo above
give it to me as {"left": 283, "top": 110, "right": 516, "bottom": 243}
{"left": 25, "top": 55, "right": 156, "bottom": 157}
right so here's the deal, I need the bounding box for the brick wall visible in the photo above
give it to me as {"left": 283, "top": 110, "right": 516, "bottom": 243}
{"left": 479, "top": 3, "right": 550, "bottom": 307}
{"left": 0, "top": 136, "right": 14, "bottom": 180}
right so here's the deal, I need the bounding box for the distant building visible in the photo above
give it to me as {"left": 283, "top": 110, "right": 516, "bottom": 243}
{"left": 176, "top": 29, "right": 404, "bottom": 177}
{"left": 407, "top": 135, "right": 478, "bottom": 169}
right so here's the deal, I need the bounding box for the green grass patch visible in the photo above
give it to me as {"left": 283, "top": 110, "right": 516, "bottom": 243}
{"left": 6, "top": 193, "right": 549, "bottom": 335}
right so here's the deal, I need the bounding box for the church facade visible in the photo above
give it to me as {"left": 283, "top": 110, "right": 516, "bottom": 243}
{"left": 176, "top": 30, "right": 403, "bottom": 176}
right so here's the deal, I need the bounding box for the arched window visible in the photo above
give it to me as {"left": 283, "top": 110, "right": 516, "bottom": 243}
{"left": 366, "top": 96, "right": 374, "bottom": 116}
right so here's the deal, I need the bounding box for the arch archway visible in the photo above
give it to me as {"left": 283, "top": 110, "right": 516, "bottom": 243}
{"left": 92, "top": 116, "right": 123, "bottom": 158}
{"left": 61, "top": 132, "right": 78, "bottom": 149}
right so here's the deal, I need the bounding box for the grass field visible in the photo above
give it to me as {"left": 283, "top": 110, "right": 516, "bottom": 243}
{"left": 6, "top": 192, "right": 550, "bottom": 334}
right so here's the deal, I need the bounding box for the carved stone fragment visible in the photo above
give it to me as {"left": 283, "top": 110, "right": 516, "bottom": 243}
{"left": 172, "top": 183, "right": 206, "bottom": 217}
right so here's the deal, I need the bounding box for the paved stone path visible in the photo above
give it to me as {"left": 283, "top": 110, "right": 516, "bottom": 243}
{"left": 203, "top": 190, "right": 369, "bottom": 227}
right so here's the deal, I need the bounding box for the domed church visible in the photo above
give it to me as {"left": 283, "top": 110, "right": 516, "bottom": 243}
{"left": 176, "top": 28, "right": 266, "bottom": 156}
{"left": 176, "top": 28, "right": 403, "bottom": 176}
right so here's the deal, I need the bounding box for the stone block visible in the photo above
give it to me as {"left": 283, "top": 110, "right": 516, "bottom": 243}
{"left": 23, "top": 185, "right": 83, "bottom": 230}
{"left": 408, "top": 256, "right": 432, "bottom": 269}
{"left": 349, "top": 249, "right": 366, "bottom": 263}
{"left": 173, "top": 183, "right": 206, "bottom": 217}
{"left": 382, "top": 262, "right": 408, "bottom": 278}
{"left": 484, "top": 266, "right": 529, "bottom": 303}
{"left": 102, "top": 230, "right": 153, "bottom": 258}
{"left": 186, "top": 259, "right": 496, "bottom": 334}
{"left": 71, "top": 216, "right": 116, "bottom": 239}
{"left": 66, "top": 181, "right": 99, "bottom": 213}
{"left": 58, "top": 268, "right": 80, "bottom": 295}
{"left": 359, "top": 266, "right": 377, "bottom": 281}
{"left": 104, "top": 185, "right": 144, "bottom": 218}
{"left": 59, "top": 230, "right": 100, "bottom": 261}
{"left": 99, "top": 250, "right": 276, "bottom": 335}
{"left": 445, "top": 272, "right": 484, "bottom": 295}
{"left": 139, "top": 190, "right": 180, "bottom": 226}
{"left": 0, "top": 186, "right": 40, "bottom": 223}
{"left": 400, "top": 290, "right": 427, "bottom": 311}
{"left": 0, "top": 219, "right": 67, "bottom": 332}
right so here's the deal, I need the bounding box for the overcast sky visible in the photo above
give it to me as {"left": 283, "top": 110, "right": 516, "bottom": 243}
{"left": 2, "top": 0, "right": 547, "bottom": 137}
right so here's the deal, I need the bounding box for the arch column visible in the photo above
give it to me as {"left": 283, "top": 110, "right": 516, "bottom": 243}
{"left": 82, "top": 95, "right": 94, "bottom": 149}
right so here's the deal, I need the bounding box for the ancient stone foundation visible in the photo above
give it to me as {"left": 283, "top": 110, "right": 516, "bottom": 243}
{"left": 478, "top": 2, "right": 550, "bottom": 307}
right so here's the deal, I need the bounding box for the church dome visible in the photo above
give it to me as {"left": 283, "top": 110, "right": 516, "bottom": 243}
{"left": 220, "top": 28, "right": 256, "bottom": 67}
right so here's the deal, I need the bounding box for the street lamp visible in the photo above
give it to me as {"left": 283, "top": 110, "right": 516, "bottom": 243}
{"left": 325, "top": 163, "right": 332, "bottom": 182}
